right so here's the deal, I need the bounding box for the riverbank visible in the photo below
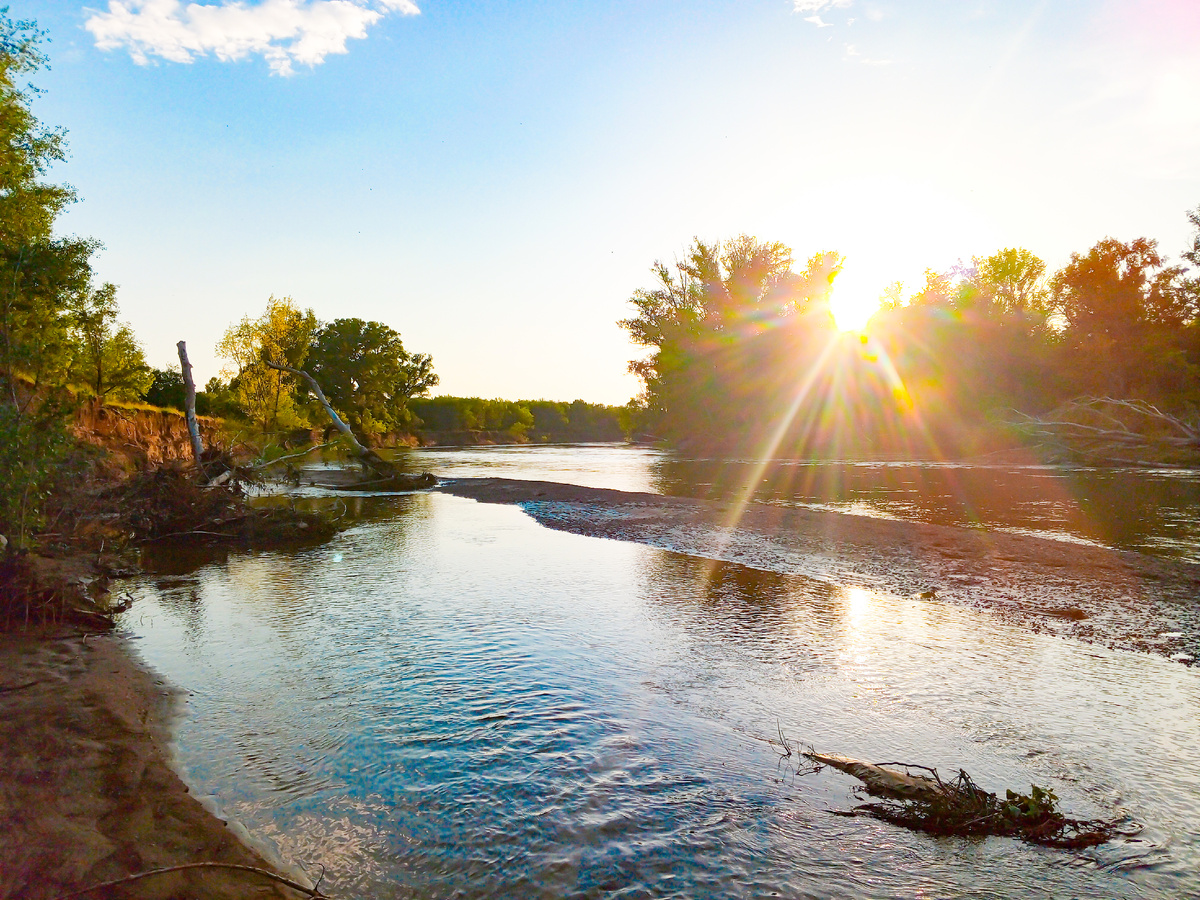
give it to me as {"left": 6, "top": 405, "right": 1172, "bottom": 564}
{"left": 436, "top": 477, "right": 1200, "bottom": 664}
{"left": 0, "top": 462, "right": 340, "bottom": 898}
{"left": 0, "top": 628, "right": 303, "bottom": 899}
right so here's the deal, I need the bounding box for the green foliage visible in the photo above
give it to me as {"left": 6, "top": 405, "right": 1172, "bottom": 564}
{"left": 622, "top": 222, "right": 1200, "bottom": 459}
{"left": 0, "top": 396, "right": 69, "bottom": 543}
{"left": 305, "top": 317, "right": 437, "bottom": 440}
{"left": 408, "top": 396, "right": 624, "bottom": 442}
{"left": 144, "top": 366, "right": 185, "bottom": 411}
{"left": 0, "top": 12, "right": 95, "bottom": 395}
{"left": 216, "top": 295, "right": 318, "bottom": 431}
{"left": 622, "top": 235, "right": 900, "bottom": 452}
{"left": 0, "top": 12, "right": 110, "bottom": 538}
{"left": 196, "top": 376, "right": 240, "bottom": 419}
{"left": 68, "top": 280, "right": 152, "bottom": 402}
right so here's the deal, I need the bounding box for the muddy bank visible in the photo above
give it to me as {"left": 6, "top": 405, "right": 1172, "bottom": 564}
{"left": 436, "top": 477, "right": 1200, "bottom": 664}
{"left": 0, "top": 629, "right": 304, "bottom": 899}
{"left": 0, "top": 461, "right": 348, "bottom": 899}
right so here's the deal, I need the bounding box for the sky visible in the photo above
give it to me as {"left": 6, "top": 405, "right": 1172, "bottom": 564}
{"left": 18, "top": 0, "right": 1200, "bottom": 404}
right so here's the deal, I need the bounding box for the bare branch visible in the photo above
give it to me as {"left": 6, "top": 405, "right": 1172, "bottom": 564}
{"left": 51, "top": 861, "right": 330, "bottom": 900}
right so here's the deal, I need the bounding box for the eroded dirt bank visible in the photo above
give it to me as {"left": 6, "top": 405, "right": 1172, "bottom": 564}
{"left": 436, "top": 477, "right": 1200, "bottom": 664}
{"left": 0, "top": 630, "right": 301, "bottom": 899}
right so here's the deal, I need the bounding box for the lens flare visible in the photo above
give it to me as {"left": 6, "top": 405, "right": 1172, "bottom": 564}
{"left": 828, "top": 266, "right": 883, "bottom": 332}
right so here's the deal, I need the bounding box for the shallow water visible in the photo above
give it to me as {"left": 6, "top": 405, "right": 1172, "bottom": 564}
{"left": 397, "top": 445, "right": 1200, "bottom": 563}
{"left": 122, "top": 449, "right": 1200, "bottom": 899}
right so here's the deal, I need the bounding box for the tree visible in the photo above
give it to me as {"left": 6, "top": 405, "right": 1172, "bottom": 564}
{"left": 68, "top": 280, "right": 152, "bottom": 402}
{"left": 1052, "top": 237, "right": 1191, "bottom": 334}
{"left": 216, "top": 295, "right": 318, "bottom": 430}
{"left": 0, "top": 13, "right": 95, "bottom": 402}
{"left": 959, "top": 248, "right": 1051, "bottom": 323}
{"left": 0, "top": 13, "right": 100, "bottom": 538}
{"left": 1184, "top": 204, "right": 1200, "bottom": 269}
{"left": 144, "top": 367, "right": 185, "bottom": 410}
{"left": 304, "top": 317, "right": 437, "bottom": 440}
{"left": 620, "top": 235, "right": 841, "bottom": 449}
{"left": 1051, "top": 237, "right": 1196, "bottom": 401}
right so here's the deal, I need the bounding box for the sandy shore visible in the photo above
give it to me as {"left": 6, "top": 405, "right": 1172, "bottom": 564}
{"left": 437, "top": 476, "right": 1200, "bottom": 664}
{"left": 0, "top": 628, "right": 301, "bottom": 900}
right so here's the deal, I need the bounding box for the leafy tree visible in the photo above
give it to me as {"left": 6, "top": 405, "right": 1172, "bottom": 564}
{"left": 144, "top": 366, "right": 185, "bottom": 410}
{"left": 959, "top": 248, "right": 1051, "bottom": 323}
{"left": 216, "top": 295, "right": 318, "bottom": 430}
{"left": 0, "top": 13, "right": 99, "bottom": 539}
{"left": 1052, "top": 237, "right": 1191, "bottom": 334}
{"left": 1184, "top": 204, "right": 1200, "bottom": 269}
{"left": 68, "top": 280, "right": 152, "bottom": 402}
{"left": 305, "top": 317, "right": 437, "bottom": 439}
{"left": 620, "top": 236, "right": 841, "bottom": 449}
{"left": 196, "top": 376, "right": 239, "bottom": 418}
{"left": 1050, "top": 237, "right": 1196, "bottom": 399}
{"left": 0, "top": 14, "right": 96, "bottom": 400}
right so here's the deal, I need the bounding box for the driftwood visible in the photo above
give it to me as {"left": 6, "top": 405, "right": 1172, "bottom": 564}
{"left": 801, "top": 751, "right": 1124, "bottom": 849}
{"left": 1011, "top": 397, "right": 1200, "bottom": 464}
{"left": 805, "top": 753, "right": 945, "bottom": 801}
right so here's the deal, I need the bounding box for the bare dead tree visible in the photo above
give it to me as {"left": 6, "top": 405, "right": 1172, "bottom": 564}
{"left": 1009, "top": 397, "right": 1200, "bottom": 464}
{"left": 177, "top": 341, "right": 206, "bottom": 475}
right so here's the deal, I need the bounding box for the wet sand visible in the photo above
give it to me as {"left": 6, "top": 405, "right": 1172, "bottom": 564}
{"left": 0, "top": 629, "right": 301, "bottom": 900}
{"left": 436, "top": 476, "right": 1200, "bottom": 664}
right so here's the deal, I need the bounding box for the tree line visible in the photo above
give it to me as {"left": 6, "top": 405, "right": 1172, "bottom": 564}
{"left": 138, "top": 297, "right": 624, "bottom": 445}
{"left": 620, "top": 223, "right": 1200, "bottom": 460}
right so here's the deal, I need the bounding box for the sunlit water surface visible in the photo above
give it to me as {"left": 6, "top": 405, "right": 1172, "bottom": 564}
{"left": 120, "top": 447, "right": 1200, "bottom": 899}
{"left": 396, "top": 444, "right": 1200, "bottom": 563}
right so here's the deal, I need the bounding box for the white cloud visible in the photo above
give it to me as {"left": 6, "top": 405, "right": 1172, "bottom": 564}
{"left": 85, "top": 0, "right": 419, "bottom": 75}
{"left": 842, "top": 42, "right": 889, "bottom": 65}
{"left": 804, "top": 15, "right": 832, "bottom": 28}
{"left": 792, "top": 1, "right": 852, "bottom": 14}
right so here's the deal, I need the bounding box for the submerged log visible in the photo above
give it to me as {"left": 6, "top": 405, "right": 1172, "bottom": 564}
{"left": 804, "top": 753, "right": 945, "bottom": 801}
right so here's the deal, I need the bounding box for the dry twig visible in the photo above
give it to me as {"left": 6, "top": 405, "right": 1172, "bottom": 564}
{"left": 51, "top": 861, "right": 331, "bottom": 900}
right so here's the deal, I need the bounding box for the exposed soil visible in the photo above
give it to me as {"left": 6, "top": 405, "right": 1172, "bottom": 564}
{"left": 0, "top": 629, "right": 306, "bottom": 899}
{"left": 436, "top": 477, "right": 1200, "bottom": 665}
{"left": 0, "top": 460, "right": 344, "bottom": 899}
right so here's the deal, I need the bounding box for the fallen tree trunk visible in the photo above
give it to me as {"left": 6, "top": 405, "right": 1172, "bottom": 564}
{"left": 264, "top": 362, "right": 397, "bottom": 477}
{"left": 804, "top": 753, "right": 945, "bottom": 801}
{"left": 1010, "top": 397, "right": 1200, "bottom": 464}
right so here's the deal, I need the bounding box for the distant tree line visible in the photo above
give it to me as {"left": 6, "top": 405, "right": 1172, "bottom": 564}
{"left": 621, "top": 221, "right": 1200, "bottom": 460}
{"left": 409, "top": 396, "right": 624, "bottom": 444}
{"left": 135, "top": 300, "right": 625, "bottom": 446}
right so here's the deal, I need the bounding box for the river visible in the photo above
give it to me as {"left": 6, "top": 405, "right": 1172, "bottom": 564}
{"left": 119, "top": 446, "right": 1200, "bottom": 899}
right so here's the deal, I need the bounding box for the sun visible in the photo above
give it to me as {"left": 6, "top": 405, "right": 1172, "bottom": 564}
{"left": 828, "top": 265, "right": 884, "bottom": 332}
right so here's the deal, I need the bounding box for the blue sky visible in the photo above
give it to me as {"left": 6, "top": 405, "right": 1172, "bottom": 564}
{"left": 21, "top": 0, "right": 1200, "bottom": 403}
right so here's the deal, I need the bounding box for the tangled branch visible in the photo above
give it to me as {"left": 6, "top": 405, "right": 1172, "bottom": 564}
{"left": 1010, "top": 396, "right": 1200, "bottom": 463}
{"left": 801, "top": 751, "right": 1128, "bottom": 849}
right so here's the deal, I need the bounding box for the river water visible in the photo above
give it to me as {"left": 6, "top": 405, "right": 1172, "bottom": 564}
{"left": 120, "top": 446, "right": 1200, "bottom": 899}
